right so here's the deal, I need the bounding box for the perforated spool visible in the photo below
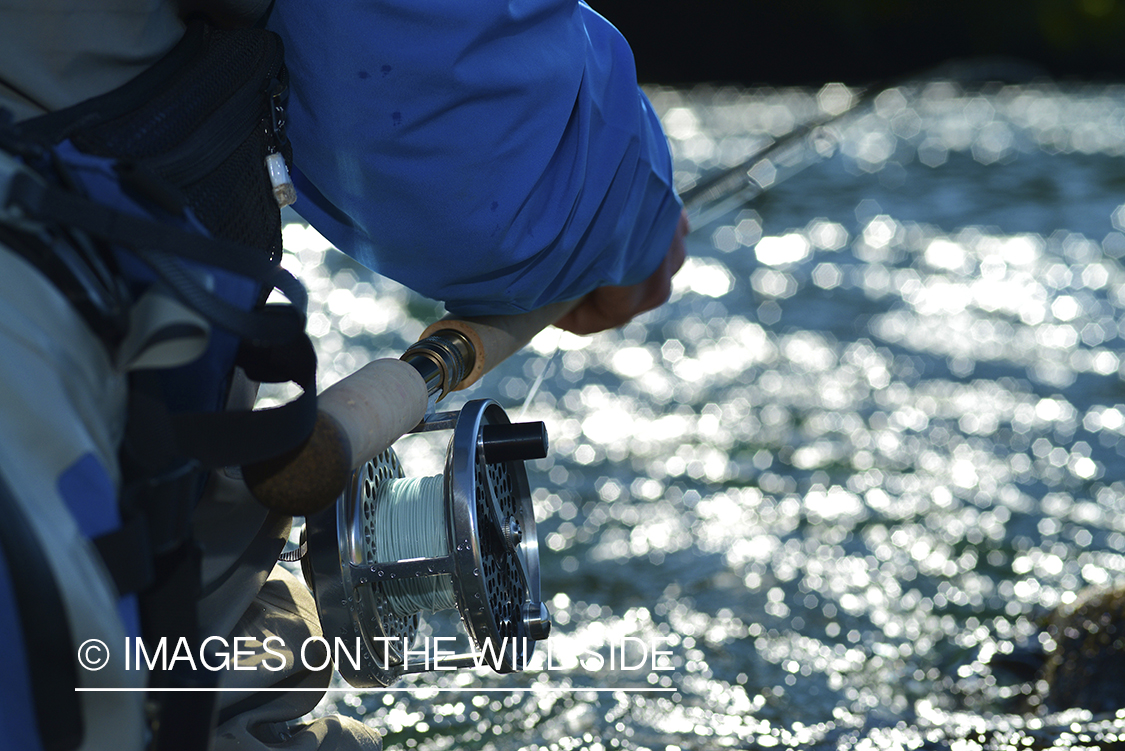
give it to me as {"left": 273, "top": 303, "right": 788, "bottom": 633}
{"left": 304, "top": 448, "right": 419, "bottom": 687}
{"left": 474, "top": 462, "right": 520, "bottom": 642}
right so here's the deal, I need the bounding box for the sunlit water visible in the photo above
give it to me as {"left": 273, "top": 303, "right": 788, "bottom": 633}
{"left": 271, "top": 80, "right": 1125, "bottom": 749}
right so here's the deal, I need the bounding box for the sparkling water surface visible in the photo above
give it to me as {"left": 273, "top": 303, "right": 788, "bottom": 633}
{"left": 271, "top": 80, "right": 1125, "bottom": 749}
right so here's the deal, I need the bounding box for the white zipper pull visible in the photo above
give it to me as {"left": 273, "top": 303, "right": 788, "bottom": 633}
{"left": 265, "top": 151, "right": 296, "bottom": 208}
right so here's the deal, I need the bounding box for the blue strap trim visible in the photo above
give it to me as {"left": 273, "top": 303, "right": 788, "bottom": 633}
{"left": 58, "top": 453, "right": 142, "bottom": 639}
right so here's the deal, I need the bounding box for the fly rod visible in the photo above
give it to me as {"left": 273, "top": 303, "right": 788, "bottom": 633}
{"left": 679, "top": 56, "right": 1045, "bottom": 232}
{"left": 679, "top": 86, "right": 870, "bottom": 231}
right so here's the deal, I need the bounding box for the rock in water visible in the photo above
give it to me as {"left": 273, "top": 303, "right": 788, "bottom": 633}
{"left": 1036, "top": 585, "right": 1125, "bottom": 713}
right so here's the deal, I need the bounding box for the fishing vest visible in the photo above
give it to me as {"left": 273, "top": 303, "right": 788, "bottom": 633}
{"left": 0, "top": 20, "right": 317, "bottom": 750}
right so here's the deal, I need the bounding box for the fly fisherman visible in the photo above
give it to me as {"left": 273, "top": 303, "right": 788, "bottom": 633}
{"left": 0, "top": 1, "right": 686, "bottom": 750}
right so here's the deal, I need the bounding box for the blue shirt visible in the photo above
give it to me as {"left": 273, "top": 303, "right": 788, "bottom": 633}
{"left": 269, "top": 0, "right": 682, "bottom": 316}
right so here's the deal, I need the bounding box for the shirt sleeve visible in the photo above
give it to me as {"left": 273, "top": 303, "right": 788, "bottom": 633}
{"left": 268, "top": 0, "right": 682, "bottom": 316}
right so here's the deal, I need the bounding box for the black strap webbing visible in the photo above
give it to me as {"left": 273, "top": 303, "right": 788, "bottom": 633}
{"left": 176, "top": 334, "right": 318, "bottom": 469}
{"left": 6, "top": 164, "right": 319, "bottom": 472}
{"left": 0, "top": 466, "right": 83, "bottom": 751}
{"left": 92, "top": 515, "right": 154, "bottom": 597}
{"left": 8, "top": 170, "right": 308, "bottom": 334}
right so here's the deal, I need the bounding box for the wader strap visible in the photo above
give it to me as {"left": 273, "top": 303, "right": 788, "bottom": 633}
{"left": 0, "top": 218, "right": 129, "bottom": 350}
{"left": 116, "top": 370, "right": 221, "bottom": 751}
{"left": 181, "top": 333, "right": 318, "bottom": 468}
{"left": 6, "top": 169, "right": 308, "bottom": 332}
{"left": 3, "top": 167, "right": 319, "bottom": 470}
{"left": 142, "top": 539, "right": 219, "bottom": 751}
{"left": 92, "top": 515, "right": 155, "bottom": 597}
{"left": 0, "top": 466, "right": 83, "bottom": 751}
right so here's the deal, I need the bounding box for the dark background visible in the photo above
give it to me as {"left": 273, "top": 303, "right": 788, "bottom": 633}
{"left": 591, "top": 0, "right": 1125, "bottom": 85}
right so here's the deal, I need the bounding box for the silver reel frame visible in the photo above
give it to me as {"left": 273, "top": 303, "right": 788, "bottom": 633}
{"left": 303, "top": 398, "right": 550, "bottom": 687}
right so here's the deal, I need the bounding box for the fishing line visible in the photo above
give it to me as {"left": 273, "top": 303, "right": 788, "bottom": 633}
{"left": 518, "top": 327, "right": 563, "bottom": 421}
{"left": 374, "top": 474, "right": 457, "bottom": 616}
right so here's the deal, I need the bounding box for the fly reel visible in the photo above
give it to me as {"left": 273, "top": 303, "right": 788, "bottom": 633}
{"left": 302, "top": 399, "right": 552, "bottom": 687}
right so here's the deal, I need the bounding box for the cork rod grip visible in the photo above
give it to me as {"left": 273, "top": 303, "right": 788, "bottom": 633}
{"left": 242, "top": 358, "right": 428, "bottom": 515}
{"left": 419, "top": 299, "right": 576, "bottom": 391}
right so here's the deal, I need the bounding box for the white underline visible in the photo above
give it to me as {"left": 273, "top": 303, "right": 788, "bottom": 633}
{"left": 76, "top": 687, "right": 677, "bottom": 693}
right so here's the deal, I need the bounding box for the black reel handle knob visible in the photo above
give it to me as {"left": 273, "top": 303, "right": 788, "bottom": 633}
{"left": 482, "top": 421, "right": 548, "bottom": 464}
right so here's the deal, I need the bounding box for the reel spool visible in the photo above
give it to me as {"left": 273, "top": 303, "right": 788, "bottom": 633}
{"left": 302, "top": 399, "right": 552, "bottom": 687}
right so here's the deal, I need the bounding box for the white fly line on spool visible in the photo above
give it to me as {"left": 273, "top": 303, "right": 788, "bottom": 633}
{"left": 303, "top": 399, "right": 550, "bottom": 687}
{"left": 374, "top": 474, "right": 457, "bottom": 616}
